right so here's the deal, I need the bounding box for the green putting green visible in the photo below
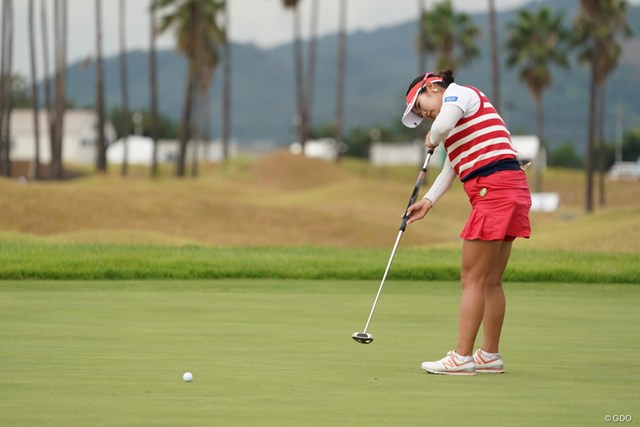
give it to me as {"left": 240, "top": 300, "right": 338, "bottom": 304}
{"left": 1, "top": 280, "right": 638, "bottom": 426}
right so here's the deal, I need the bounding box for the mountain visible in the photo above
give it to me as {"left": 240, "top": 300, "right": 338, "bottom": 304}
{"left": 61, "top": 0, "right": 640, "bottom": 153}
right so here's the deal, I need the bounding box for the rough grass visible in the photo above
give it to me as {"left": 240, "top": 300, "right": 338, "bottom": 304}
{"left": 1, "top": 150, "right": 639, "bottom": 251}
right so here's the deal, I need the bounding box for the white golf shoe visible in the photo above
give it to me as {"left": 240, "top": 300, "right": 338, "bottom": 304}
{"left": 473, "top": 349, "right": 505, "bottom": 373}
{"left": 421, "top": 351, "right": 476, "bottom": 376}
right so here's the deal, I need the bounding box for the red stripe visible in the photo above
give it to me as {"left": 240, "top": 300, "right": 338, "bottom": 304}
{"left": 444, "top": 86, "right": 516, "bottom": 177}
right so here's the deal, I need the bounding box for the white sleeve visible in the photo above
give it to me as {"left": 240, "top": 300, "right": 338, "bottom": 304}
{"left": 429, "top": 104, "right": 464, "bottom": 146}
{"left": 423, "top": 155, "right": 456, "bottom": 205}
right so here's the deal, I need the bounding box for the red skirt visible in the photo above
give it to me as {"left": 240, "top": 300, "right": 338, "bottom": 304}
{"left": 460, "top": 170, "right": 531, "bottom": 241}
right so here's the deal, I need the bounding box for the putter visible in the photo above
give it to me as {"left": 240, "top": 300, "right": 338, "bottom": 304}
{"left": 352, "top": 149, "right": 435, "bottom": 345}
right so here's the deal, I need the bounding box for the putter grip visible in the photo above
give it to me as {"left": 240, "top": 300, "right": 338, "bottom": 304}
{"left": 399, "top": 150, "right": 434, "bottom": 232}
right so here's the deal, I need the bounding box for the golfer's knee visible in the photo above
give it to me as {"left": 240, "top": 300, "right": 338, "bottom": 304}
{"left": 485, "top": 277, "right": 503, "bottom": 289}
{"left": 461, "top": 272, "right": 484, "bottom": 290}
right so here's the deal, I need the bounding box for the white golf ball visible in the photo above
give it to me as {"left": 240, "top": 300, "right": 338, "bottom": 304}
{"left": 183, "top": 372, "right": 193, "bottom": 382}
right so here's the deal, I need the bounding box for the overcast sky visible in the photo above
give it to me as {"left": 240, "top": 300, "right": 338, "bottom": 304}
{"left": 9, "top": 0, "right": 640, "bottom": 78}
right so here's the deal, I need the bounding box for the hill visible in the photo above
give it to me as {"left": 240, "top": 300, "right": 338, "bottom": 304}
{"left": 1, "top": 152, "right": 639, "bottom": 252}
{"left": 59, "top": 0, "right": 640, "bottom": 152}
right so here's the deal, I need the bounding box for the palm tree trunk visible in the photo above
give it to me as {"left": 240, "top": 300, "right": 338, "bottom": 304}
{"left": 95, "top": 0, "right": 107, "bottom": 173}
{"left": 190, "top": 87, "right": 199, "bottom": 178}
{"left": 119, "top": 0, "right": 129, "bottom": 177}
{"left": 334, "top": 0, "right": 347, "bottom": 163}
{"left": 149, "top": 1, "right": 159, "bottom": 177}
{"left": 52, "top": 0, "right": 66, "bottom": 180}
{"left": 597, "top": 81, "right": 606, "bottom": 207}
{"left": 51, "top": 0, "right": 60, "bottom": 179}
{"left": 488, "top": 0, "right": 500, "bottom": 112}
{"left": 202, "top": 83, "right": 212, "bottom": 162}
{"left": 292, "top": 4, "right": 305, "bottom": 151}
{"left": 40, "top": 0, "right": 54, "bottom": 168}
{"left": 585, "top": 68, "right": 596, "bottom": 213}
{"left": 221, "top": 0, "right": 230, "bottom": 161}
{"left": 302, "top": 0, "right": 319, "bottom": 148}
{"left": 28, "top": 0, "right": 41, "bottom": 179}
{"left": 190, "top": 69, "right": 204, "bottom": 178}
{"left": 177, "top": 59, "right": 196, "bottom": 177}
{"left": 0, "top": 1, "right": 6, "bottom": 174}
{"left": 534, "top": 94, "right": 543, "bottom": 193}
{"left": 0, "top": 0, "right": 14, "bottom": 177}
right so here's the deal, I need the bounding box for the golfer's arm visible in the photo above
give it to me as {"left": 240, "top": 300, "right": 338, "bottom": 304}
{"left": 428, "top": 105, "right": 464, "bottom": 146}
{"left": 423, "top": 157, "right": 455, "bottom": 205}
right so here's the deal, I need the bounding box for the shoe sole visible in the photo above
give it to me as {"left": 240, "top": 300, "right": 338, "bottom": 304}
{"left": 476, "top": 368, "right": 505, "bottom": 374}
{"left": 422, "top": 368, "right": 477, "bottom": 376}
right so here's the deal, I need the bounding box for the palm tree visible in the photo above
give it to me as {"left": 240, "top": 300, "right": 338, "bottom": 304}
{"left": 0, "top": 0, "right": 14, "bottom": 177}
{"left": 28, "top": 0, "right": 41, "bottom": 179}
{"left": 505, "top": 7, "right": 570, "bottom": 192}
{"left": 334, "top": 0, "right": 347, "bottom": 163}
{"left": 488, "top": 0, "right": 500, "bottom": 112}
{"left": 303, "top": 0, "right": 319, "bottom": 149}
{"left": 281, "top": 0, "right": 305, "bottom": 151}
{"left": 51, "top": 0, "right": 67, "bottom": 180}
{"left": 95, "top": 0, "right": 107, "bottom": 173}
{"left": 153, "top": 0, "right": 225, "bottom": 177}
{"left": 419, "top": 0, "right": 480, "bottom": 71}
{"left": 149, "top": 0, "right": 159, "bottom": 176}
{"left": 220, "top": 0, "right": 230, "bottom": 161}
{"left": 40, "top": 0, "right": 54, "bottom": 163}
{"left": 574, "top": 0, "right": 632, "bottom": 211}
{"left": 119, "top": 0, "right": 130, "bottom": 177}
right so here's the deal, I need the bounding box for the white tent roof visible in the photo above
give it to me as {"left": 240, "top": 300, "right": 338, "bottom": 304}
{"left": 107, "top": 135, "right": 155, "bottom": 165}
{"left": 511, "top": 135, "right": 541, "bottom": 161}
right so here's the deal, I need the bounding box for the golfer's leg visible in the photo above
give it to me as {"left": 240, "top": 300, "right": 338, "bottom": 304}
{"left": 481, "top": 241, "right": 513, "bottom": 354}
{"left": 456, "top": 240, "right": 502, "bottom": 356}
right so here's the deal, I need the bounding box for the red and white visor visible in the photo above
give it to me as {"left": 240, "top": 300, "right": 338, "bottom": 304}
{"left": 401, "top": 73, "right": 443, "bottom": 128}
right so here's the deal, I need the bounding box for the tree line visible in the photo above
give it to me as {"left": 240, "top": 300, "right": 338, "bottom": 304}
{"left": 417, "top": 0, "right": 632, "bottom": 211}
{"left": 0, "top": 0, "right": 635, "bottom": 213}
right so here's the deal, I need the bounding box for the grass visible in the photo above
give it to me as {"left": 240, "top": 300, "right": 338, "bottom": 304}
{"left": 0, "top": 242, "right": 638, "bottom": 283}
{"left": 1, "top": 153, "right": 639, "bottom": 425}
{"left": 1, "top": 280, "right": 638, "bottom": 426}
{"left": 1, "top": 151, "right": 639, "bottom": 251}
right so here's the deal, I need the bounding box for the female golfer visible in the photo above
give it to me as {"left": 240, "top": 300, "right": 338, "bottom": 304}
{"left": 402, "top": 70, "right": 531, "bottom": 376}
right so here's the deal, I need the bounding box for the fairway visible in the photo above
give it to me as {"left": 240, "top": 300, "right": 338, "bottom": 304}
{"left": 1, "top": 280, "right": 638, "bottom": 426}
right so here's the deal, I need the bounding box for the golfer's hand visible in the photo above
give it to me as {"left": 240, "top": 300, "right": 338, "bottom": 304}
{"left": 425, "top": 131, "right": 438, "bottom": 151}
{"left": 404, "top": 198, "right": 433, "bottom": 225}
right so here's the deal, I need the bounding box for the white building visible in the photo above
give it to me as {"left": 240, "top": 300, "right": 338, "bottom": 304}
{"left": 370, "top": 135, "right": 546, "bottom": 169}
{"left": 9, "top": 109, "right": 117, "bottom": 166}
{"left": 290, "top": 138, "right": 340, "bottom": 161}
{"left": 107, "top": 136, "right": 238, "bottom": 166}
{"left": 11, "top": 109, "right": 236, "bottom": 168}
{"left": 370, "top": 141, "right": 430, "bottom": 166}
{"left": 510, "top": 135, "right": 546, "bottom": 169}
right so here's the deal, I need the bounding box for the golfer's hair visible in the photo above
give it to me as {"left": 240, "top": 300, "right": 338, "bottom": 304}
{"left": 405, "top": 69, "right": 455, "bottom": 95}
{"left": 436, "top": 69, "right": 454, "bottom": 87}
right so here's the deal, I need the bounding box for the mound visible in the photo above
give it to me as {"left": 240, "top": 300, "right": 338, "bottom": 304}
{"left": 252, "top": 149, "right": 353, "bottom": 190}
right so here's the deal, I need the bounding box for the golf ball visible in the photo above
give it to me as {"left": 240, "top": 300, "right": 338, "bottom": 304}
{"left": 183, "top": 372, "right": 193, "bottom": 382}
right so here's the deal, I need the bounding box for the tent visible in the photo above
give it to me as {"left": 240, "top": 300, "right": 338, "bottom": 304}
{"left": 107, "top": 135, "right": 156, "bottom": 165}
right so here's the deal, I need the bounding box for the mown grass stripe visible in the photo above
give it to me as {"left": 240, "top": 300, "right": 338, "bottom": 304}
{"left": 0, "top": 242, "right": 638, "bottom": 283}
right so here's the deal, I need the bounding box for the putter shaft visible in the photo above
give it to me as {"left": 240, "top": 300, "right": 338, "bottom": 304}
{"left": 361, "top": 228, "right": 404, "bottom": 334}
{"left": 358, "top": 150, "right": 434, "bottom": 336}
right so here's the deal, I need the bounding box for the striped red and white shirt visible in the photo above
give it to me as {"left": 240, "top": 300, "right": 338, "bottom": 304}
{"left": 443, "top": 86, "right": 517, "bottom": 181}
{"left": 423, "top": 84, "right": 520, "bottom": 205}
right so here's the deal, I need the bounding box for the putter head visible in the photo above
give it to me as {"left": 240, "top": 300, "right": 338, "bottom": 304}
{"left": 352, "top": 332, "right": 374, "bottom": 344}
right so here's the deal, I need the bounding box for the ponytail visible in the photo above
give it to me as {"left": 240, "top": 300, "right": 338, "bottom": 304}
{"left": 437, "top": 69, "right": 454, "bottom": 87}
